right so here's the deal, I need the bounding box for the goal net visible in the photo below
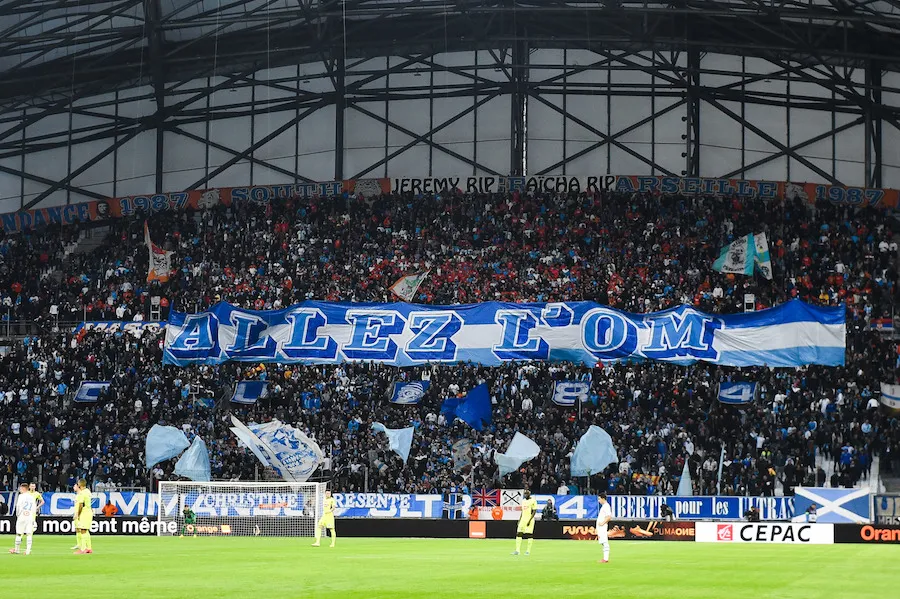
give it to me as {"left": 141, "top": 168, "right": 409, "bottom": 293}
{"left": 156, "top": 481, "right": 325, "bottom": 537}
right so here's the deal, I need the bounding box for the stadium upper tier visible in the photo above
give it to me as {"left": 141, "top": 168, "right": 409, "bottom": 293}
{"left": 0, "top": 186, "right": 897, "bottom": 495}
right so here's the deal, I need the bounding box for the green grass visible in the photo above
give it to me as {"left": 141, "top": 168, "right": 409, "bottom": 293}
{"left": 0, "top": 536, "right": 893, "bottom": 599}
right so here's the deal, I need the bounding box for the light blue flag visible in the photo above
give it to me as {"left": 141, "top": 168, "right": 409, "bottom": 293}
{"left": 174, "top": 437, "right": 211, "bottom": 482}
{"left": 145, "top": 424, "right": 190, "bottom": 469}
{"left": 570, "top": 425, "right": 618, "bottom": 477}
{"left": 676, "top": 460, "right": 693, "bottom": 496}
{"left": 235, "top": 417, "right": 324, "bottom": 482}
{"left": 712, "top": 234, "right": 756, "bottom": 276}
{"left": 372, "top": 423, "right": 415, "bottom": 463}
{"left": 495, "top": 432, "right": 541, "bottom": 476}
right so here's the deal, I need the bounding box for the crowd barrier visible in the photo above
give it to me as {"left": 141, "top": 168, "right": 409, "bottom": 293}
{"left": 8, "top": 491, "right": 795, "bottom": 521}
{"left": 1, "top": 517, "right": 896, "bottom": 544}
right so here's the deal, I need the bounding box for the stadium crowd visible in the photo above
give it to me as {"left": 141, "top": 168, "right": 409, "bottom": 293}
{"left": 0, "top": 187, "right": 898, "bottom": 497}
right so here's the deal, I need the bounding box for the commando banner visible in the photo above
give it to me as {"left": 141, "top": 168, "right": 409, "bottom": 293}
{"left": 163, "top": 299, "right": 844, "bottom": 368}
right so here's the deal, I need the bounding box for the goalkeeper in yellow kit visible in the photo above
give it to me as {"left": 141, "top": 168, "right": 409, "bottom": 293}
{"left": 312, "top": 490, "right": 336, "bottom": 548}
{"left": 512, "top": 490, "right": 538, "bottom": 555}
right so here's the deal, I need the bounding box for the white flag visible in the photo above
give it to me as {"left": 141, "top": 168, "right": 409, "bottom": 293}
{"left": 713, "top": 234, "right": 755, "bottom": 276}
{"left": 230, "top": 415, "right": 324, "bottom": 482}
{"left": 494, "top": 432, "right": 541, "bottom": 477}
{"left": 145, "top": 221, "right": 174, "bottom": 282}
{"left": 390, "top": 271, "right": 429, "bottom": 302}
{"left": 754, "top": 232, "right": 773, "bottom": 280}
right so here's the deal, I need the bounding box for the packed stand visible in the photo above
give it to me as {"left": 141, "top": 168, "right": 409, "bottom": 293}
{"left": 0, "top": 188, "right": 899, "bottom": 496}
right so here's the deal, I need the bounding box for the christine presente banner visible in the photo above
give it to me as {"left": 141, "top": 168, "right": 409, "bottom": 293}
{"left": 163, "top": 299, "right": 844, "bottom": 368}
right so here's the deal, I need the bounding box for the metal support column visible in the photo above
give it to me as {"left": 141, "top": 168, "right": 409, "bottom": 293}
{"left": 684, "top": 49, "right": 701, "bottom": 177}
{"left": 866, "top": 61, "right": 883, "bottom": 188}
{"left": 144, "top": 0, "right": 166, "bottom": 193}
{"left": 334, "top": 57, "right": 345, "bottom": 180}
{"left": 511, "top": 38, "right": 528, "bottom": 176}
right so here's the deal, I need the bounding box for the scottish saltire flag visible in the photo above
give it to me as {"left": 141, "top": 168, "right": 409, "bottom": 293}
{"left": 753, "top": 232, "right": 773, "bottom": 280}
{"left": 791, "top": 487, "right": 870, "bottom": 523}
{"left": 718, "top": 381, "right": 758, "bottom": 405}
{"left": 164, "top": 299, "right": 845, "bottom": 368}
{"left": 230, "top": 415, "right": 324, "bottom": 482}
{"left": 372, "top": 423, "right": 415, "bottom": 463}
{"left": 73, "top": 381, "right": 110, "bottom": 403}
{"left": 390, "top": 271, "right": 429, "bottom": 302}
{"left": 570, "top": 425, "right": 617, "bottom": 477}
{"left": 389, "top": 381, "right": 430, "bottom": 404}
{"left": 145, "top": 424, "right": 190, "bottom": 469}
{"left": 144, "top": 221, "right": 174, "bottom": 283}
{"left": 495, "top": 432, "right": 541, "bottom": 476}
{"left": 549, "top": 380, "right": 591, "bottom": 407}
{"left": 174, "top": 437, "right": 211, "bottom": 481}
{"left": 442, "top": 383, "right": 492, "bottom": 431}
{"left": 880, "top": 383, "right": 900, "bottom": 410}
{"left": 676, "top": 460, "right": 693, "bottom": 496}
{"left": 713, "top": 234, "right": 755, "bottom": 276}
{"left": 231, "top": 381, "right": 269, "bottom": 404}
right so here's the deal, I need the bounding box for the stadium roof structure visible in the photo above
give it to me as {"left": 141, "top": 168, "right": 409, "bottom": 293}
{"left": 2, "top": 0, "right": 900, "bottom": 212}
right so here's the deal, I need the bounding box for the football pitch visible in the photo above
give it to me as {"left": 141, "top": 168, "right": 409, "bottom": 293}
{"left": 0, "top": 536, "right": 893, "bottom": 599}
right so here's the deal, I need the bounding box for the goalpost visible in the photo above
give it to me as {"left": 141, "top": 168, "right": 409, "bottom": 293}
{"left": 157, "top": 481, "right": 326, "bottom": 537}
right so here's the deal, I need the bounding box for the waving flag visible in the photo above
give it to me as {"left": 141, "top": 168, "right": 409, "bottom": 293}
{"left": 718, "top": 382, "right": 758, "bottom": 405}
{"left": 389, "top": 381, "right": 430, "bottom": 404}
{"left": 676, "top": 460, "right": 694, "bottom": 496}
{"left": 230, "top": 415, "right": 324, "bottom": 482}
{"left": 145, "top": 221, "right": 174, "bottom": 283}
{"left": 550, "top": 380, "right": 591, "bottom": 407}
{"left": 372, "top": 423, "right": 415, "bottom": 462}
{"left": 570, "top": 425, "right": 618, "bottom": 477}
{"left": 390, "top": 271, "right": 429, "bottom": 302}
{"left": 494, "top": 432, "right": 541, "bottom": 476}
{"left": 231, "top": 381, "right": 269, "bottom": 404}
{"left": 174, "top": 437, "right": 211, "bottom": 481}
{"left": 145, "top": 424, "right": 190, "bottom": 469}
{"left": 442, "top": 383, "right": 492, "bottom": 431}
{"left": 753, "top": 232, "right": 773, "bottom": 280}
{"left": 73, "top": 381, "right": 110, "bottom": 403}
{"left": 713, "top": 234, "right": 755, "bottom": 276}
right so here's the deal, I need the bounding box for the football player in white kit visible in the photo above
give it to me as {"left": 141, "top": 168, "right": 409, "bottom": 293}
{"left": 9, "top": 483, "right": 37, "bottom": 555}
{"left": 596, "top": 491, "right": 612, "bottom": 563}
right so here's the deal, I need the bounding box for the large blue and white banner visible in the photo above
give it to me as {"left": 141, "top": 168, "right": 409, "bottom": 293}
{"left": 26, "top": 492, "right": 795, "bottom": 520}
{"left": 163, "top": 300, "right": 845, "bottom": 367}
{"left": 73, "top": 381, "right": 111, "bottom": 403}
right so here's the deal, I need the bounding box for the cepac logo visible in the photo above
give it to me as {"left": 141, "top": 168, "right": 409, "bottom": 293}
{"left": 717, "top": 524, "right": 733, "bottom": 541}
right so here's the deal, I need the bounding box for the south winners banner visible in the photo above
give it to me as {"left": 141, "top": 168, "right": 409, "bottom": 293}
{"left": 164, "top": 299, "right": 844, "bottom": 367}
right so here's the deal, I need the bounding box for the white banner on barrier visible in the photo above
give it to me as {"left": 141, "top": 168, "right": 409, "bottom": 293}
{"left": 695, "top": 522, "right": 834, "bottom": 544}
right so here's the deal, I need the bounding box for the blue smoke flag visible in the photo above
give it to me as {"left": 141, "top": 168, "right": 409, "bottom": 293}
{"left": 372, "top": 423, "right": 415, "bottom": 463}
{"left": 713, "top": 234, "right": 756, "bottom": 276}
{"left": 444, "top": 383, "right": 492, "bottom": 431}
{"left": 174, "top": 437, "right": 211, "bottom": 481}
{"left": 676, "top": 460, "right": 694, "bottom": 496}
{"left": 73, "top": 381, "right": 110, "bottom": 403}
{"left": 145, "top": 424, "right": 190, "bottom": 469}
{"left": 230, "top": 415, "right": 324, "bottom": 482}
{"left": 495, "top": 432, "right": 541, "bottom": 476}
{"left": 389, "top": 380, "right": 430, "bottom": 404}
{"left": 570, "top": 425, "right": 618, "bottom": 477}
{"left": 231, "top": 381, "right": 268, "bottom": 404}
{"left": 718, "top": 381, "right": 758, "bottom": 405}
